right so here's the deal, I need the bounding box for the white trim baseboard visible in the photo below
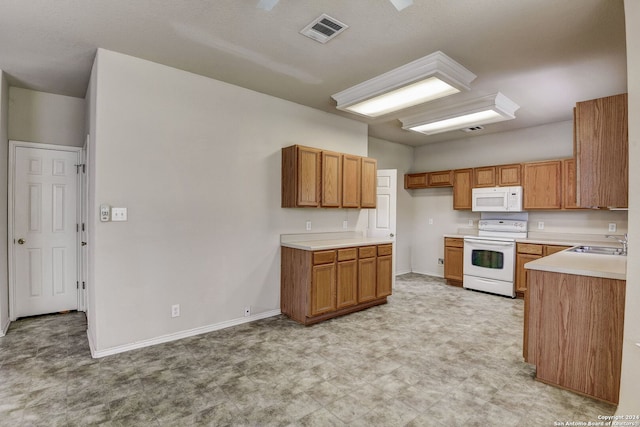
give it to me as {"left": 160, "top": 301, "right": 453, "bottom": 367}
{"left": 89, "top": 309, "right": 281, "bottom": 358}
{"left": 0, "top": 319, "right": 10, "bottom": 337}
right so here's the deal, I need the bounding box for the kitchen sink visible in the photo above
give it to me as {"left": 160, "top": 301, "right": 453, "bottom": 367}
{"left": 568, "top": 246, "right": 626, "bottom": 256}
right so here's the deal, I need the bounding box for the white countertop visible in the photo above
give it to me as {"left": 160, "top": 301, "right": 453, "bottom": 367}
{"left": 524, "top": 250, "right": 627, "bottom": 280}
{"left": 281, "top": 231, "right": 393, "bottom": 251}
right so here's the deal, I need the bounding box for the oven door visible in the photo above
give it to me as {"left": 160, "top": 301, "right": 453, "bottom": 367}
{"left": 463, "top": 237, "right": 515, "bottom": 282}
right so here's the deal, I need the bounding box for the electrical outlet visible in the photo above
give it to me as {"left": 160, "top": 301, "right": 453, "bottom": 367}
{"left": 608, "top": 223, "right": 617, "bottom": 232}
{"left": 438, "top": 258, "right": 444, "bottom": 265}
{"left": 171, "top": 304, "right": 180, "bottom": 318}
{"left": 343, "top": 220, "right": 348, "bottom": 230}
{"left": 244, "top": 306, "right": 251, "bottom": 317}
{"left": 468, "top": 219, "right": 473, "bottom": 226}
{"left": 537, "top": 221, "right": 544, "bottom": 230}
{"left": 305, "top": 221, "right": 312, "bottom": 231}
{"left": 428, "top": 218, "right": 434, "bottom": 225}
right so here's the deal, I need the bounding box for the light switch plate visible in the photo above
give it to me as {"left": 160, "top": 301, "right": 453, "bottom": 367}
{"left": 111, "top": 207, "right": 128, "bottom": 221}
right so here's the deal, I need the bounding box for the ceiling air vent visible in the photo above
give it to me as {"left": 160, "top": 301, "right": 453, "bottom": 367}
{"left": 300, "top": 14, "right": 348, "bottom": 44}
{"left": 462, "top": 125, "right": 485, "bottom": 133}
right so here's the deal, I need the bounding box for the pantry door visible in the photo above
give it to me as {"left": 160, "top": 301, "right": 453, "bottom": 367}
{"left": 368, "top": 169, "right": 397, "bottom": 285}
{"left": 10, "top": 142, "right": 80, "bottom": 319}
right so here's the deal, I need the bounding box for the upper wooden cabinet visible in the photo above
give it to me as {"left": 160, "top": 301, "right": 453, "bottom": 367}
{"left": 561, "top": 158, "right": 583, "bottom": 209}
{"left": 575, "top": 93, "right": 628, "bottom": 208}
{"left": 321, "top": 151, "right": 342, "bottom": 207}
{"left": 453, "top": 169, "right": 473, "bottom": 210}
{"left": 404, "top": 173, "right": 428, "bottom": 189}
{"left": 497, "top": 164, "right": 522, "bottom": 186}
{"left": 342, "top": 154, "right": 362, "bottom": 208}
{"left": 428, "top": 170, "right": 454, "bottom": 187}
{"left": 523, "top": 160, "right": 562, "bottom": 210}
{"left": 282, "top": 145, "right": 376, "bottom": 209}
{"left": 473, "top": 166, "right": 497, "bottom": 187}
{"left": 361, "top": 157, "right": 377, "bottom": 208}
{"left": 282, "top": 145, "right": 321, "bottom": 207}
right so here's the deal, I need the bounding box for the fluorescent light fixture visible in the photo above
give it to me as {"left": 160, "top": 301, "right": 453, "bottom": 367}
{"left": 257, "top": 0, "right": 279, "bottom": 11}
{"left": 389, "top": 0, "right": 413, "bottom": 11}
{"left": 400, "top": 92, "right": 520, "bottom": 135}
{"left": 331, "top": 51, "right": 476, "bottom": 118}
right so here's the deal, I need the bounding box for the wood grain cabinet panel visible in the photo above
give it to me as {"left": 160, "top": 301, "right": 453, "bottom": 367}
{"left": 427, "top": 170, "right": 454, "bottom": 187}
{"left": 444, "top": 238, "right": 464, "bottom": 285}
{"left": 527, "top": 270, "right": 625, "bottom": 404}
{"left": 516, "top": 243, "right": 571, "bottom": 297}
{"left": 376, "top": 255, "right": 392, "bottom": 298}
{"left": 281, "top": 145, "right": 321, "bottom": 207}
{"left": 358, "top": 257, "right": 377, "bottom": 303}
{"left": 575, "top": 93, "right": 628, "bottom": 208}
{"left": 523, "top": 160, "right": 562, "bottom": 210}
{"left": 336, "top": 259, "right": 358, "bottom": 309}
{"left": 404, "top": 173, "right": 428, "bottom": 189}
{"left": 321, "top": 151, "right": 342, "bottom": 207}
{"left": 361, "top": 157, "right": 377, "bottom": 208}
{"left": 473, "top": 167, "right": 497, "bottom": 187}
{"left": 310, "top": 263, "right": 336, "bottom": 316}
{"left": 497, "top": 164, "right": 522, "bottom": 186}
{"left": 453, "top": 169, "right": 473, "bottom": 210}
{"left": 342, "top": 154, "right": 362, "bottom": 208}
{"left": 561, "top": 158, "right": 582, "bottom": 209}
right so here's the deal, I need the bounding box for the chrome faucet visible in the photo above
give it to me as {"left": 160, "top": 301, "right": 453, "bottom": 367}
{"left": 606, "top": 233, "right": 628, "bottom": 255}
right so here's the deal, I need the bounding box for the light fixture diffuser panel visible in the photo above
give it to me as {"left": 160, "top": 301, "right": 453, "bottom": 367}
{"left": 332, "top": 51, "right": 476, "bottom": 118}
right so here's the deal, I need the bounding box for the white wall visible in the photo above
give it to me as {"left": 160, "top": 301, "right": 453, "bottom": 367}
{"left": 8, "top": 87, "right": 85, "bottom": 147}
{"left": 617, "top": 0, "right": 640, "bottom": 414}
{"left": 87, "top": 49, "right": 370, "bottom": 354}
{"left": 409, "top": 121, "right": 628, "bottom": 276}
{"left": 0, "top": 71, "right": 9, "bottom": 336}
{"left": 367, "top": 137, "right": 414, "bottom": 274}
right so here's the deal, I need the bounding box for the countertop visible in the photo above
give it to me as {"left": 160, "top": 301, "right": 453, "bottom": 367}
{"left": 281, "top": 231, "right": 394, "bottom": 251}
{"left": 524, "top": 250, "right": 626, "bottom": 280}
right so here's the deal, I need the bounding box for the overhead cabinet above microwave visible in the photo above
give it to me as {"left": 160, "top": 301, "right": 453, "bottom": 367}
{"left": 472, "top": 186, "right": 523, "bottom": 212}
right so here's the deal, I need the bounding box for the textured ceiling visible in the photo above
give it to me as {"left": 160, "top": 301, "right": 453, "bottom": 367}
{"left": 0, "top": 0, "right": 627, "bottom": 146}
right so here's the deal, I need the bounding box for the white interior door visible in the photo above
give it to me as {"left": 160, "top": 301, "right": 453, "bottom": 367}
{"left": 11, "top": 143, "right": 80, "bottom": 319}
{"left": 368, "top": 169, "right": 397, "bottom": 285}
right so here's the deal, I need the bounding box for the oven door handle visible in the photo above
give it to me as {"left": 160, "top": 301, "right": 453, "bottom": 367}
{"left": 464, "top": 239, "right": 514, "bottom": 247}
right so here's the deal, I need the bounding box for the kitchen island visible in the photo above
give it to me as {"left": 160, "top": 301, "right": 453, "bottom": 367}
{"left": 524, "top": 249, "right": 626, "bottom": 404}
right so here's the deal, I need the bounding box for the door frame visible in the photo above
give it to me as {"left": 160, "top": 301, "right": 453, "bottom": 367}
{"left": 8, "top": 140, "right": 83, "bottom": 321}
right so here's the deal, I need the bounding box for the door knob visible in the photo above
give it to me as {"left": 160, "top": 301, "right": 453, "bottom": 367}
{"left": 390, "top": 233, "right": 395, "bottom": 237}
{"left": 81, "top": 242, "right": 87, "bottom": 246}
{"left": 17, "top": 238, "right": 26, "bottom": 245}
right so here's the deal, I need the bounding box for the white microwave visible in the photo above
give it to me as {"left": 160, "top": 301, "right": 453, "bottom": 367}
{"left": 472, "top": 186, "right": 523, "bottom": 212}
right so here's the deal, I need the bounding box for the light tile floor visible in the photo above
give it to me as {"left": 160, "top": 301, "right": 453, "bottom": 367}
{"left": 0, "top": 273, "right": 615, "bottom": 426}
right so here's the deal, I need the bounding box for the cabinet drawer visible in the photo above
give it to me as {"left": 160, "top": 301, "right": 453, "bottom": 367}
{"left": 378, "top": 244, "right": 392, "bottom": 256}
{"left": 358, "top": 246, "right": 377, "bottom": 259}
{"left": 445, "top": 237, "right": 464, "bottom": 248}
{"left": 517, "top": 243, "right": 543, "bottom": 255}
{"left": 337, "top": 248, "right": 357, "bottom": 261}
{"left": 313, "top": 250, "right": 336, "bottom": 265}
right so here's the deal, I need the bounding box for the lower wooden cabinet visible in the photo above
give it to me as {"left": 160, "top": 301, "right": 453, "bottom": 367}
{"left": 444, "top": 237, "right": 464, "bottom": 285}
{"left": 281, "top": 244, "right": 392, "bottom": 325}
{"left": 515, "top": 243, "right": 571, "bottom": 297}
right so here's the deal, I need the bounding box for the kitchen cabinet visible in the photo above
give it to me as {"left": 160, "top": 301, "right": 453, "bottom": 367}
{"left": 575, "top": 93, "right": 628, "bottom": 208}
{"left": 282, "top": 145, "right": 376, "bottom": 209}
{"left": 497, "top": 164, "right": 521, "bottom": 186}
{"left": 444, "top": 237, "right": 464, "bottom": 285}
{"left": 523, "top": 160, "right": 562, "bottom": 210}
{"left": 473, "top": 167, "right": 496, "bottom": 187}
{"left": 427, "top": 170, "right": 454, "bottom": 187}
{"left": 282, "top": 145, "right": 321, "bottom": 207}
{"left": 515, "top": 243, "right": 571, "bottom": 297}
{"left": 342, "top": 154, "right": 362, "bottom": 208}
{"left": 404, "top": 172, "right": 428, "bottom": 189}
{"left": 453, "top": 169, "right": 473, "bottom": 210}
{"left": 321, "top": 151, "right": 342, "bottom": 207}
{"left": 561, "top": 158, "right": 584, "bottom": 209}
{"left": 526, "top": 270, "right": 625, "bottom": 404}
{"left": 361, "top": 157, "right": 377, "bottom": 208}
{"left": 281, "top": 244, "right": 392, "bottom": 325}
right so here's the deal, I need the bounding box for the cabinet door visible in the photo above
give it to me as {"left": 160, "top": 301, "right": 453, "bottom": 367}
{"left": 427, "top": 170, "right": 453, "bottom": 187}
{"left": 498, "top": 164, "right": 522, "bottom": 186}
{"left": 361, "top": 157, "right": 377, "bottom": 208}
{"left": 473, "top": 167, "right": 496, "bottom": 187}
{"left": 453, "top": 169, "right": 473, "bottom": 210}
{"left": 543, "top": 245, "right": 571, "bottom": 256}
{"left": 310, "top": 263, "right": 336, "bottom": 317}
{"left": 444, "top": 246, "right": 463, "bottom": 282}
{"left": 404, "top": 173, "right": 428, "bottom": 189}
{"left": 321, "top": 151, "right": 342, "bottom": 207}
{"left": 523, "top": 160, "right": 562, "bottom": 209}
{"left": 515, "top": 252, "right": 541, "bottom": 294}
{"left": 575, "top": 93, "right": 628, "bottom": 208}
{"left": 358, "top": 257, "right": 377, "bottom": 303}
{"left": 296, "top": 146, "right": 321, "bottom": 207}
{"left": 342, "top": 155, "right": 362, "bottom": 208}
{"left": 336, "top": 260, "right": 358, "bottom": 309}
{"left": 376, "top": 255, "right": 392, "bottom": 298}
